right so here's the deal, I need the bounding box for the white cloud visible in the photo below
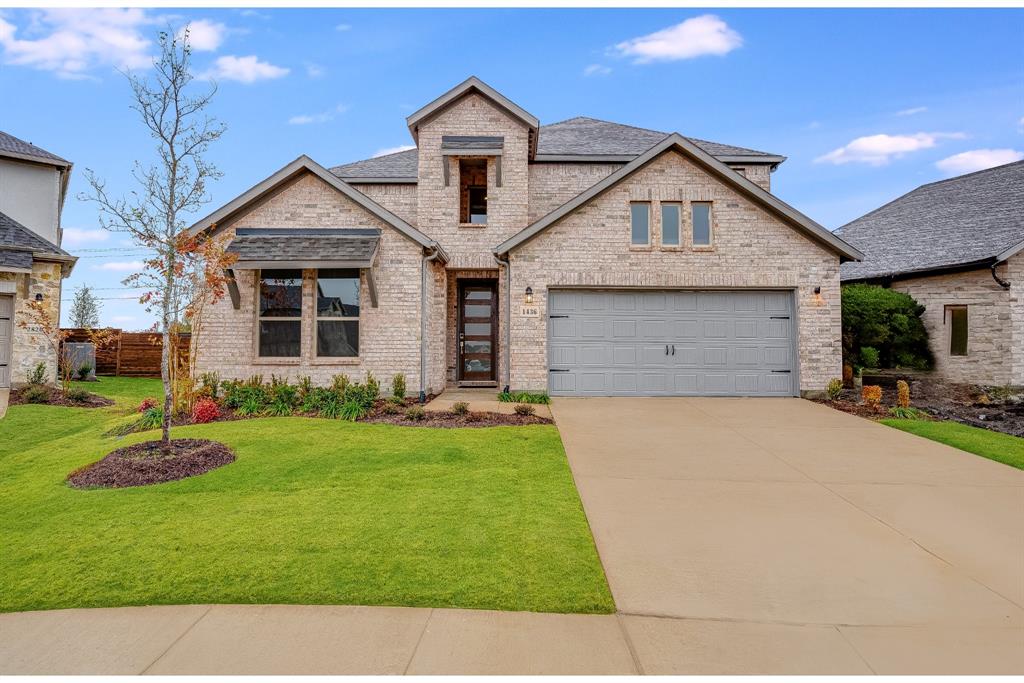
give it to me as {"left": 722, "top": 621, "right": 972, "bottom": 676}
{"left": 895, "top": 106, "right": 927, "bottom": 116}
{"left": 288, "top": 103, "right": 348, "bottom": 125}
{"left": 935, "top": 148, "right": 1024, "bottom": 175}
{"left": 335, "top": 23, "right": 352, "bottom": 32}
{"left": 178, "top": 19, "right": 225, "bottom": 52}
{"left": 239, "top": 10, "right": 270, "bottom": 20}
{"left": 0, "top": 8, "right": 153, "bottom": 79}
{"left": 612, "top": 15, "right": 742, "bottom": 64}
{"left": 62, "top": 227, "right": 109, "bottom": 248}
{"left": 815, "top": 132, "right": 966, "bottom": 166}
{"left": 583, "top": 63, "right": 611, "bottom": 77}
{"left": 200, "top": 54, "right": 288, "bottom": 83}
{"left": 94, "top": 261, "right": 145, "bottom": 272}
{"left": 373, "top": 145, "right": 415, "bottom": 158}
{"left": 305, "top": 62, "right": 324, "bottom": 78}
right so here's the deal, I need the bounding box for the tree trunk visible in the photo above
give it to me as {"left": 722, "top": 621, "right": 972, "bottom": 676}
{"left": 161, "top": 256, "right": 173, "bottom": 453}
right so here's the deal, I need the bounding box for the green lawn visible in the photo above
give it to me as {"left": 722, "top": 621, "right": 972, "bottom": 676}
{"left": 0, "top": 377, "right": 613, "bottom": 614}
{"left": 881, "top": 418, "right": 1024, "bottom": 470}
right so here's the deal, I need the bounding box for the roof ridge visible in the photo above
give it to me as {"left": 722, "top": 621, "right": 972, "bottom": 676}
{"left": 543, "top": 115, "right": 667, "bottom": 136}
{"left": 915, "top": 158, "right": 1024, "bottom": 190}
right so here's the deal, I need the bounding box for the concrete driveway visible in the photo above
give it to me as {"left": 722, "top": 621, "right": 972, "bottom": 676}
{"left": 553, "top": 397, "right": 1024, "bottom": 674}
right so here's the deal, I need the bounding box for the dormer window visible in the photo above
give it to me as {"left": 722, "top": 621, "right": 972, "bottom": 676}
{"left": 460, "top": 158, "right": 488, "bottom": 224}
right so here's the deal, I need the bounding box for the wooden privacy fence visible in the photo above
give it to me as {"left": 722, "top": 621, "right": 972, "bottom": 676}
{"left": 62, "top": 329, "right": 190, "bottom": 378}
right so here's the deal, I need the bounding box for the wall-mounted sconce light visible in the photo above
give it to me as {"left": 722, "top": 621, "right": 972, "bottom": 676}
{"left": 812, "top": 286, "right": 824, "bottom": 306}
{"left": 34, "top": 293, "right": 43, "bottom": 302}
{"left": 525, "top": 287, "right": 533, "bottom": 304}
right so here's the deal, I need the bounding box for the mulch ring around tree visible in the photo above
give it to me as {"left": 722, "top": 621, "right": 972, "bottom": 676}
{"left": 67, "top": 439, "right": 235, "bottom": 489}
{"left": 10, "top": 386, "right": 114, "bottom": 408}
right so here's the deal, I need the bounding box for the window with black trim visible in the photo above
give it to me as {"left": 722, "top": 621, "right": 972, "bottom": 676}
{"left": 316, "top": 269, "right": 360, "bottom": 357}
{"left": 258, "top": 269, "right": 302, "bottom": 357}
{"left": 630, "top": 202, "right": 650, "bottom": 245}
{"left": 947, "top": 305, "right": 968, "bottom": 356}
{"left": 692, "top": 202, "right": 712, "bottom": 247}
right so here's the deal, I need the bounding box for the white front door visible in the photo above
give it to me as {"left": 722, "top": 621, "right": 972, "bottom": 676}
{"left": 0, "top": 295, "right": 12, "bottom": 388}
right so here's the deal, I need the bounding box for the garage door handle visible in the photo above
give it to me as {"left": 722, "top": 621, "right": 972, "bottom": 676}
{"left": 771, "top": 369, "right": 791, "bottom": 373}
{"left": 549, "top": 368, "right": 570, "bottom": 373}
{"left": 549, "top": 315, "right": 569, "bottom": 319}
{"left": 770, "top": 316, "right": 790, "bottom": 320}
{"left": 671, "top": 344, "right": 676, "bottom": 355}
{"left": 665, "top": 345, "right": 669, "bottom": 355}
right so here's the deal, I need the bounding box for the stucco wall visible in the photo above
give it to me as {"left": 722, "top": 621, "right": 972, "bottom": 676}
{"left": 890, "top": 257, "right": 1021, "bottom": 386}
{"left": 0, "top": 159, "right": 61, "bottom": 246}
{"left": 194, "top": 172, "right": 431, "bottom": 391}
{"left": 414, "top": 93, "right": 530, "bottom": 270}
{"left": 507, "top": 150, "right": 842, "bottom": 394}
{"left": 2, "top": 262, "right": 62, "bottom": 386}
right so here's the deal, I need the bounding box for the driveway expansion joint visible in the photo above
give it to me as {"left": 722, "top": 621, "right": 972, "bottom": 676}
{"left": 139, "top": 604, "right": 213, "bottom": 675}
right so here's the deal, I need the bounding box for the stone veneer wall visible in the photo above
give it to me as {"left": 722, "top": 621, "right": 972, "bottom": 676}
{"left": 2, "top": 262, "right": 63, "bottom": 386}
{"left": 414, "top": 93, "right": 530, "bottom": 270}
{"left": 194, "top": 172, "right": 431, "bottom": 391}
{"left": 507, "top": 150, "right": 841, "bottom": 394}
{"left": 890, "top": 255, "right": 1022, "bottom": 386}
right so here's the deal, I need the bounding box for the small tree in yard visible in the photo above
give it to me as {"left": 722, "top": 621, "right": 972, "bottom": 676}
{"left": 69, "top": 285, "right": 102, "bottom": 328}
{"left": 841, "top": 284, "right": 932, "bottom": 371}
{"left": 82, "top": 29, "right": 225, "bottom": 452}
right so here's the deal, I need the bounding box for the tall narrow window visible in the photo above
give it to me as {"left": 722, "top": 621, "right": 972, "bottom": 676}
{"left": 316, "top": 269, "right": 360, "bottom": 357}
{"left": 661, "top": 203, "right": 680, "bottom": 246}
{"left": 459, "top": 159, "right": 488, "bottom": 224}
{"left": 948, "top": 305, "right": 968, "bottom": 356}
{"left": 692, "top": 202, "right": 712, "bottom": 247}
{"left": 630, "top": 202, "right": 650, "bottom": 245}
{"left": 258, "top": 269, "right": 302, "bottom": 357}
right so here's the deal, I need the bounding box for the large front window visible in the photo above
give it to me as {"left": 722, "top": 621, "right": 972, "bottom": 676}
{"left": 316, "top": 269, "right": 360, "bottom": 357}
{"left": 258, "top": 269, "right": 302, "bottom": 357}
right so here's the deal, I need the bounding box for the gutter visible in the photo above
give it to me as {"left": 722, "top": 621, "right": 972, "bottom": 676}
{"left": 493, "top": 252, "right": 511, "bottom": 393}
{"left": 419, "top": 245, "right": 444, "bottom": 402}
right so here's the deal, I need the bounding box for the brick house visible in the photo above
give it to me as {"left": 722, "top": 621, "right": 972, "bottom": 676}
{"left": 840, "top": 160, "right": 1024, "bottom": 386}
{"left": 189, "top": 77, "right": 862, "bottom": 398}
{"left": 0, "top": 132, "right": 77, "bottom": 389}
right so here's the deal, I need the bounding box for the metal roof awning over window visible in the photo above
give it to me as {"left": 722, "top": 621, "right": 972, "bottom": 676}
{"left": 225, "top": 228, "right": 381, "bottom": 309}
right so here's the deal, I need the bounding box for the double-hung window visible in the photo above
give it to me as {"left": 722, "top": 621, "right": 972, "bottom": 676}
{"left": 661, "top": 203, "right": 680, "bottom": 246}
{"left": 258, "top": 269, "right": 302, "bottom": 357}
{"left": 316, "top": 269, "right": 360, "bottom": 357}
{"left": 692, "top": 202, "right": 713, "bottom": 247}
{"left": 630, "top": 202, "right": 650, "bottom": 245}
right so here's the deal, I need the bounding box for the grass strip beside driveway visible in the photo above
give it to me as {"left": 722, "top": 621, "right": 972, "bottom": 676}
{"left": 882, "top": 418, "right": 1024, "bottom": 470}
{"left": 0, "top": 378, "right": 613, "bottom": 615}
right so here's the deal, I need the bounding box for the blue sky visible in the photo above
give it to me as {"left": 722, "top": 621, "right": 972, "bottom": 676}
{"left": 1, "top": 7, "right": 1021, "bottom": 329}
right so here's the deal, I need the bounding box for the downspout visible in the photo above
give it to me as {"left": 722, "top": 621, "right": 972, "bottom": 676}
{"left": 420, "top": 245, "right": 443, "bottom": 403}
{"left": 493, "top": 251, "right": 511, "bottom": 394}
{"left": 991, "top": 261, "right": 1011, "bottom": 289}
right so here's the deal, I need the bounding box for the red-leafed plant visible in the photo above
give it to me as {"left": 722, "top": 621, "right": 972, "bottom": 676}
{"left": 191, "top": 398, "right": 220, "bottom": 424}
{"left": 138, "top": 397, "right": 159, "bottom": 413}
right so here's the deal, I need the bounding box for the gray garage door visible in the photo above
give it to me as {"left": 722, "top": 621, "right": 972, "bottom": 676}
{"left": 547, "top": 290, "right": 796, "bottom": 397}
{"left": 0, "top": 295, "right": 11, "bottom": 388}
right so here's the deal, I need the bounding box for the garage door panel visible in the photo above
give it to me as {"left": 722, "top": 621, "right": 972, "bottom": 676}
{"left": 548, "top": 290, "right": 795, "bottom": 397}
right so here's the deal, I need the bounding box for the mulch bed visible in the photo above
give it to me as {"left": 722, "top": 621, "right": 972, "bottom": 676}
{"left": 814, "top": 378, "right": 1024, "bottom": 438}
{"left": 363, "top": 410, "right": 552, "bottom": 428}
{"left": 67, "top": 439, "right": 235, "bottom": 489}
{"left": 10, "top": 386, "right": 114, "bottom": 408}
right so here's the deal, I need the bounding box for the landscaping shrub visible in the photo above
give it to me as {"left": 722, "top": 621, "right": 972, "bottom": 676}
{"left": 859, "top": 346, "right": 880, "bottom": 370}
{"left": 452, "top": 401, "right": 470, "bottom": 416}
{"left": 295, "top": 376, "right": 313, "bottom": 406}
{"left": 138, "top": 397, "right": 159, "bottom": 413}
{"left": 405, "top": 406, "right": 426, "bottom": 421}
{"left": 138, "top": 406, "right": 164, "bottom": 430}
{"left": 339, "top": 400, "right": 367, "bottom": 422}
{"left": 66, "top": 386, "right": 91, "bottom": 403}
{"left": 365, "top": 372, "right": 380, "bottom": 402}
{"left": 896, "top": 379, "right": 911, "bottom": 408}
{"left": 191, "top": 398, "right": 220, "bottom": 424}
{"left": 498, "top": 391, "right": 551, "bottom": 405}
{"left": 391, "top": 373, "right": 406, "bottom": 400}
{"left": 199, "top": 372, "right": 221, "bottom": 400}
{"left": 381, "top": 401, "right": 402, "bottom": 415}
{"left": 331, "top": 374, "right": 350, "bottom": 394}
{"left": 826, "top": 378, "right": 843, "bottom": 401}
{"left": 318, "top": 391, "right": 344, "bottom": 420}
{"left": 268, "top": 380, "right": 297, "bottom": 417}
{"left": 76, "top": 364, "right": 92, "bottom": 380}
{"left": 301, "top": 387, "right": 332, "bottom": 414}
{"left": 26, "top": 362, "right": 46, "bottom": 386}
{"left": 514, "top": 403, "right": 536, "bottom": 416}
{"left": 841, "top": 284, "right": 931, "bottom": 370}
{"left": 237, "top": 395, "right": 264, "bottom": 417}
{"left": 889, "top": 406, "right": 925, "bottom": 419}
{"left": 22, "top": 385, "right": 49, "bottom": 404}
{"left": 861, "top": 385, "right": 883, "bottom": 406}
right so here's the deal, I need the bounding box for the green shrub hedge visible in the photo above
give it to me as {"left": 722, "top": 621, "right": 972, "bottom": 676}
{"left": 841, "top": 284, "right": 932, "bottom": 371}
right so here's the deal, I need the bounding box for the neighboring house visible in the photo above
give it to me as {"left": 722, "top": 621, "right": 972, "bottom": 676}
{"left": 0, "top": 131, "right": 76, "bottom": 389}
{"left": 839, "top": 160, "right": 1024, "bottom": 386}
{"left": 189, "top": 77, "right": 861, "bottom": 398}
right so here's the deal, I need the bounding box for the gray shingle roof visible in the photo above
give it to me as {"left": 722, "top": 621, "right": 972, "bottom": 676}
{"left": 0, "top": 248, "right": 33, "bottom": 271}
{"left": 0, "top": 211, "right": 70, "bottom": 257}
{"left": 330, "top": 116, "right": 782, "bottom": 180}
{"left": 0, "top": 130, "right": 69, "bottom": 166}
{"left": 227, "top": 228, "right": 380, "bottom": 265}
{"left": 839, "top": 160, "right": 1024, "bottom": 281}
